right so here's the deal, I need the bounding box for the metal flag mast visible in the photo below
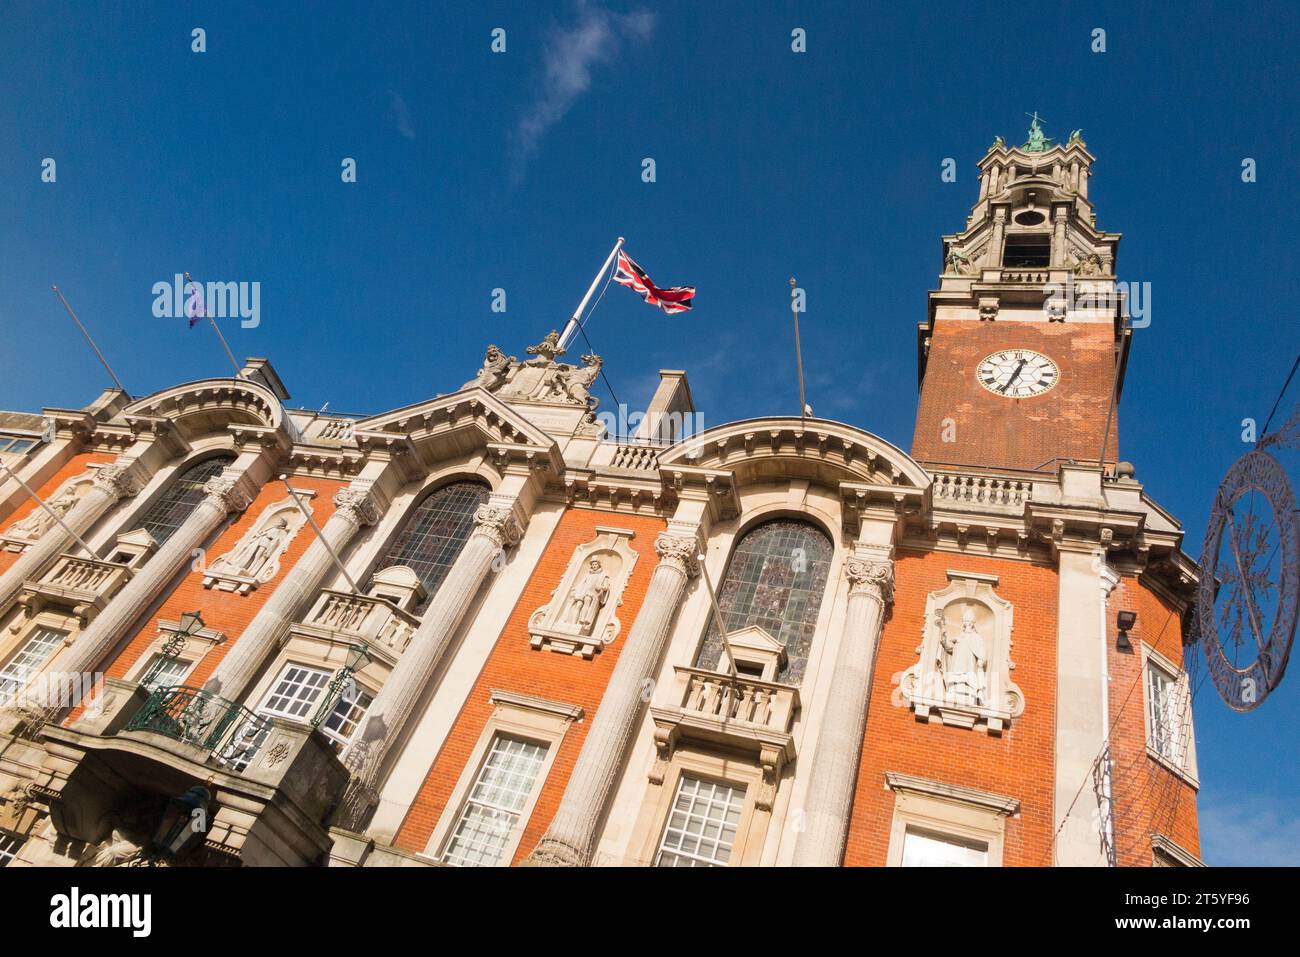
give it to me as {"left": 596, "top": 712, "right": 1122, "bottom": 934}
{"left": 557, "top": 237, "right": 624, "bottom": 352}
{"left": 0, "top": 461, "right": 96, "bottom": 556}
{"left": 184, "top": 272, "right": 244, "bottom": 379}
{"left": 51, "top": 286, "right": 127, "bottom": 393}
{"left": 790, "top": 277, "right": 808, "bottom": 421}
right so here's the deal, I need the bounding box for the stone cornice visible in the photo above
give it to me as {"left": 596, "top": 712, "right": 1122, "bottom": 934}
{"left": 885, "top": 771, "right": 1020, "bottom": 817}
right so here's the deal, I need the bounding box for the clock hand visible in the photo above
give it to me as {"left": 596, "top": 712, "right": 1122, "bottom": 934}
{"left": 1000, "top": 359, "right": 1027, "bottom": 393}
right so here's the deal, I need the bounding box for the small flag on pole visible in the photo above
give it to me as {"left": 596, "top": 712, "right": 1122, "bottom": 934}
{"left": 184, "top": 275, "right": 204, "bottom": 328}
{"left": 613, "top": 250, "right": 695, "bottom": 314}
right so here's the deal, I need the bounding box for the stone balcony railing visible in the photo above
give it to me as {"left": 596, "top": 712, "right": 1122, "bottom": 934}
{"left": 17, "top": 554, "right": 133, "bottom": 627}
{"left": 608, "top": 442, "right": 664, "bottom": 472}
{"left": 648, "top": 666, "right": 800, "bottom": 810}
{"left": 930, "top": 472, "right": 1032, "bottom": 511}
{"left": 295, "top": 590, "right": 419, "bottom": 662}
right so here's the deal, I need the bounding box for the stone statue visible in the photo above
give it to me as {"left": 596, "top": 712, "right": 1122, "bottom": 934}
{"left": 551, "top": 354, "right": 603, "bottom": 407}
{"left": 9, "top": 484, "right": 79, "bottom": 538}
{"left": 1072, "top": 251, "right": 1104, "bottom": 276}
{"left": 468, "top": 344, "right": 515, "bottom": 392}
{"left": 991, "top": 135, "right": 1005, "bottom": 150}
{"left": 209, "top": 516, "right": 290, "bottom": 580}
{"left": 1068, "top": 128, "right": 1084, "bottom": 144}
{"left": 78, "top": 816, "right": 150, "bottom": 868}
{"left": 945, "top": 246, "right": 976, "bottom": 276}
{"left": 938, "top": 605, "right": 988, "bottom": 706}
{"left": 524, "top": 330, "right": 564, "bottom": 366}
{"left": 563, "top": 558, "right": 610, "bottom": 636}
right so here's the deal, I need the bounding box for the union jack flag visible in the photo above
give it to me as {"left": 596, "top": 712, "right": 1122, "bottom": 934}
{"left": 613, "top": 250, "right": 695, "bottom": 314}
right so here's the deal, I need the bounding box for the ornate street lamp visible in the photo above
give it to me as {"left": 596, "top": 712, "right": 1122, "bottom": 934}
{"left": 313, "top": 642, "right": 372, "bottom": 727}
{"left": 149, "top": 783, "right": 213, "bottom": 863}
{"left": 142, "top": 610, "right": 206, "bottom": 690}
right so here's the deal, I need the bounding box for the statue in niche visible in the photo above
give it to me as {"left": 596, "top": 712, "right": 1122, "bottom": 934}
{"left": 937, "top": 605, "right": 988, "bottom": 707}
{"left": 209, "top": 517, "right": 291, "bottom": 580}
{"left": 562, "top": 557, "right": 611, "bottom": 636}
{"left": 10, "top": 483, "right": 80, "bottom": 539}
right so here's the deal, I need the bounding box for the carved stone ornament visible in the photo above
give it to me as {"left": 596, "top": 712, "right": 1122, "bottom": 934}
{"left": 473, "top": 503, "right": 523, "bottom": 549}
{"left": 203, "top": 475, "right": 252, "bottom": 513}
{"left": 653, "top": 532, "right": 701, "bottom": 578}
{"left": 898, "top": 570, "right": 1024, "bottom": 735}
{"left": 3, "top": 470, "right": 97, "bottom": 548}
{"left": 332, "top": 485, "right": 381, "bottom": 527}
{"left": 203, "top": 495, "right": 310, "bottom": 594}
{"left": 530, "top": 527, "right": 638, "bottom": 658}
{"left": 845, "top": 556, "right": 894, "bottom": 604}
{"left": 463, "top": 333, "right": 605, "bottom": 411}
{"left": 93, "top": 462, "right": 144, "bottom": 499}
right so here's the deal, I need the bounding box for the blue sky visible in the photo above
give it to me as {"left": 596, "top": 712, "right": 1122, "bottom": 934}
{"left": 2, "top": 1, "right": 1298, "bottom": 864}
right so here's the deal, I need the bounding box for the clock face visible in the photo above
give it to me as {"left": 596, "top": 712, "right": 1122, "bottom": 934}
{"left": 976, "top": 350, "right": 1060, "bottom": 398}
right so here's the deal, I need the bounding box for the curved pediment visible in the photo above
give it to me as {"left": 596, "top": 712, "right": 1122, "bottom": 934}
{"left": 658, "top": 417, "right": 930, "bottom": 491}
{"left": 122, "top": 378, "right": 285, "bottom": 441}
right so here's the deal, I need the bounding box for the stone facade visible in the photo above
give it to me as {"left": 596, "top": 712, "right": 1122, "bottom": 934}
{"left": 0, "top": 133, "right": 1202, "bottom": 868}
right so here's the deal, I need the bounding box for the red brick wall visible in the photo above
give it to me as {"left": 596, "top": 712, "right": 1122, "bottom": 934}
{"left": 393, "top": 506, "right": 666, "bottom": 859}
{"left": 0, "top": 452, "right": 117, "bottom": 578}
{"left": 911, "top": 321, "right": 1119, "bottom": 472}
{"left": 843, "top": 549, "right": 1059, "bottom": 866}
{"left": 1106, "top": 577, "right": 1200, "bottom": 864}
{"left": 96, "top": 474, "right": 346, "bottom": 690}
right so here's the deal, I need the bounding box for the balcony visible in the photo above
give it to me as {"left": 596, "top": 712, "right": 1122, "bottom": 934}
{"left": 17, "top": 554, "right": 132, "bottom": 627}
{"left": 649, "top": 666, "right": 800, "bottom": 810}
{"left": 124, "top": 685, "right": 270, "bottom": 770}
{"left": 295, "top": 590, "right": 419, "bottom": 662}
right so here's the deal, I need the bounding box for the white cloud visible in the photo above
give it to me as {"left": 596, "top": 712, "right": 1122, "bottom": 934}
{"left": 1198, "top": 794, "right": 1300, "bottom": 865}
{"left": 388, "top": 90, "right": 415, "bottom": 140}
{"left": 514, "top": 3, "right": 655, "bottom": 164}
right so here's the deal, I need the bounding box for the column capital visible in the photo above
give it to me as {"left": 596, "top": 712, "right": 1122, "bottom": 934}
{"left": 473, "top": 503, "right": 524, "bottom": 550}
{"left": 332, "top": 485, "right": 381, "bottom": 527}
{"left": 654, "top": 531, "right": 701, "bottom": 578}
{"left": 92, "top": 462, "right": 144, "bottom": 499}
{"left": 203, "top": 475, "right": 252, "bottom": 514}
{"left": 845, "top": 555, "right": 894, "bottom": 603}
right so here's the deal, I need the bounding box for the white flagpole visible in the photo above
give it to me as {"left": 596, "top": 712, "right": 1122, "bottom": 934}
{"left": 51, "top": 286, "right": 127, "bottom": 393}
{"left": 557, "top": 236, "right": 624, "bottom": 352}
{"left": 0, "top": 461, "right": 96, "bottom": 556}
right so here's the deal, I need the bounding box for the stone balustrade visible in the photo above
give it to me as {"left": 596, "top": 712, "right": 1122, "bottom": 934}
{"left": 931, "top": 471, "right": 1032, "bottom": 509}
{"left": 16, "top": 554, "right": 133, "bottom": 627}
{"left": 298, "top": 590, "right": 419, "bottom": 660}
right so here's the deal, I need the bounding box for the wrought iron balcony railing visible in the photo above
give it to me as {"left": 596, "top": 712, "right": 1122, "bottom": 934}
{"left": 125, "top": 685, "right": 269, "bottom": 770}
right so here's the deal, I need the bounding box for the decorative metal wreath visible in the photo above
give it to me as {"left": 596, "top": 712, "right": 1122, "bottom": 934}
{"left": 1195, "top": 406, "right": 1300, "bottom": 710}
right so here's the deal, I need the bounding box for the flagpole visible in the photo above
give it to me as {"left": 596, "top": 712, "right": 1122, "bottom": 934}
{"left": 279, "top": 476, "right": 361, "bottom": 594}
{"left": 790, "top": 277, "right": 807, "bottom": 421}
{"left": 696, "top": 550, "right": 738, "bottom": 680}
{"left": 51, "top": 286, "right": 127, "bottom": 393}
{"left": 185, "top": 272, "right": 244, "bottom": 378}
{"left": 558, "top": 237, "right": 624, "bottom": 352}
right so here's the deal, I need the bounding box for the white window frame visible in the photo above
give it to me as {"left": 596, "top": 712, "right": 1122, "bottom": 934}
{"left": 900, "top": 827, "right": 990, "bottom": 867}
{"left": 1141, "top": 643, "right": 1199, "bottom": 787}
{"left": 0, "top": 830, "right": 24, "bottom": 866}
{"left": 441, "top": 734, "right": 550, "bottom": 868}
{"left": 426, "top": 690, "right": 581, "bottom": 867}
{"left": 654, "top": 774, "right": 746, "bottom": 867}
{"left": 885, "top": 772, "right": 1019, "bottom": 867}
{"left": 0, "top": 626, "right": 69, "bottom": 703}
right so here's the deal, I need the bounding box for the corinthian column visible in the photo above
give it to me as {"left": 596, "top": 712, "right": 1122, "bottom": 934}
{"left": 526, "top": 529, "right": 700, "bottom": 867}
{"left": 0, "top": 464, "right": 142, "bottom": 613}
{"left": 203, "top": 486, "right": 381, "bottom": 700}
{"left": 341, "top": 501, "right": 524, "bottom": 813}
{"left": 38, "top": 475, "right": 252, "bottom": 702}
{"left": 792, "top": 552, "right": 893, "bottom": 867}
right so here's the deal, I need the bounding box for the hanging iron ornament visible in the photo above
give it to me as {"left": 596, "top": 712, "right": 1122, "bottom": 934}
{"left": 1195, "top": 405, "right": 1300, "bottom": 710}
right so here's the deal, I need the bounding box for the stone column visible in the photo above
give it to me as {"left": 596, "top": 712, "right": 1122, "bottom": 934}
{"left": 526, "top": 529, "right": 700, "bottom": 867}
{"left": 342, "top": 501, "right": 524, "bottom": 808}
{"left": 203, "top": 486, "right": 381, "bottom": 700}
{"left": 0, "top": 464, "right": 142, "bottom": 613}
{"left": 38, "top": 475, "right": 252, "bottom": 702}
{"left": 792, "top": 552, "right": 893, "bottom": 867}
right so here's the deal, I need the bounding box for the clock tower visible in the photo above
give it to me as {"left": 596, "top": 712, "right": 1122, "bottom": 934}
{"left": 911, "top": 118, "right": 1130, "bottom": 473}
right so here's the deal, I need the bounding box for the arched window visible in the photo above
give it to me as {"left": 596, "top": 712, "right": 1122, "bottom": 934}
{"left": 695, "top": 519, "right": 833, "bottom": 684}
{"left": 371, "top": 480, "right": 490, "bottom": 609}
{"left": 133, "top": 455, "right": 235, "bottom": 545}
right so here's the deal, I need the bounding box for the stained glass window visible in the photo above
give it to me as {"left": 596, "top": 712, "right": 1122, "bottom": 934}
{"left": 695, "top": 519, "right": 832, "bottom": 683}
{"left": 371, "top": 481, "right": 489, "bottom": 609}
{"left": 134, "top": 456, "right": 234, "bottom": 545}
